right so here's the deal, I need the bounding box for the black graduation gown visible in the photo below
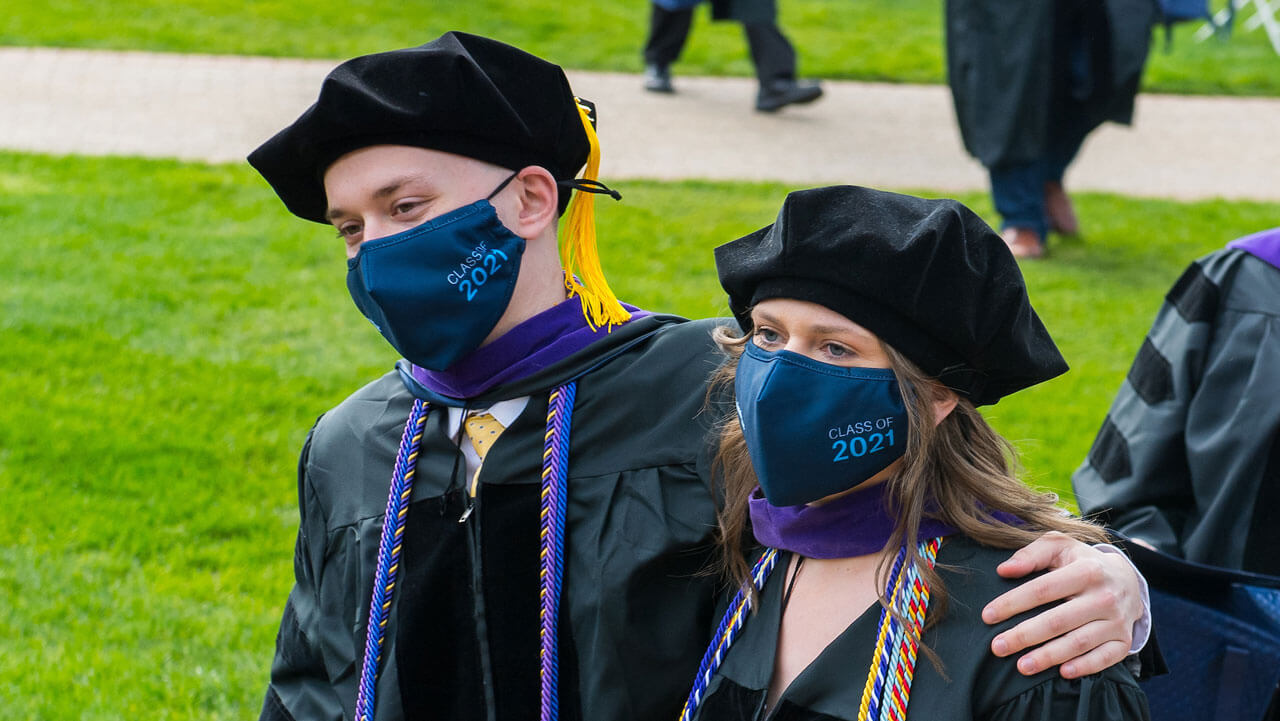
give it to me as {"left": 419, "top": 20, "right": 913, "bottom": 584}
{"left": 692, "top": 536, "right": 1150, "bottom": 721}
{"left": 945, "top": 0, "right": 1156, "bottom": 168}
{"left": 259, "top": 315, "right": 732, "bottom": 721}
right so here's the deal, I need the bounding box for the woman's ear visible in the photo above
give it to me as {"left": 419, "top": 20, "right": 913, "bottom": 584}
{"left": 509, "top": 165, "right": 559, "bottom": 240}
{"left": 932, "top": 387, "right": 960, "bottom": 426}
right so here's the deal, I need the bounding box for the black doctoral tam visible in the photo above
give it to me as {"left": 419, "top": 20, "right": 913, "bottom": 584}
{"left": 248, "top": 31, "right": 590, "bottom": 223}
{"left": 715, "top": 185, "right": 1067, "bottom": 406}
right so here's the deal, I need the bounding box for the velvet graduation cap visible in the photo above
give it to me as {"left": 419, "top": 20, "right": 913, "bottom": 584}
{"left": 248, "top": 31, "right": 629, "bottom": 329}
{"left": 715, "top": 185, "right": 1067, "bottom": 406}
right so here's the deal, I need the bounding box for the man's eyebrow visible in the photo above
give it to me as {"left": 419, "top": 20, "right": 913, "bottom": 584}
{"left": 324, "top": 174, "right": 433, "bottom": 221}
{"left": 373, "top": 174, "right": 431, "bottom": 199}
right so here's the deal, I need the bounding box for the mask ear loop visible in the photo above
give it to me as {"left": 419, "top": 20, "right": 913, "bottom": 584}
{"left": 486, "top": 171, "right": 520, "bottom": 201}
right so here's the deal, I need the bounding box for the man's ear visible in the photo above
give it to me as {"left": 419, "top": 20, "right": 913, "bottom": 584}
{"left": 509, "top": 166, "right": 559, "bottom": 240}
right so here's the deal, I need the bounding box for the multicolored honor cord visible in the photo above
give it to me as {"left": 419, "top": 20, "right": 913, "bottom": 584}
{"left": 354, "top": 382, "right": 578, "bottom": 721}
{"left": 856, "top": 537, "right": 942, "bottom": 721}
{"left": 677, "top": 537, "right": 943, "bottom": 721}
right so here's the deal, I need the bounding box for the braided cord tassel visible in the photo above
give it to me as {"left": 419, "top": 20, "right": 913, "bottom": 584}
{"left": 878, "top": 537, "right": 942, "bottom": 721}
{"left": 678, "top": 547, "right": 780, "bottom": 721}
{"left": 858, "top": 545, "right": 910, "bottom": 721}
{"left": 355, "top": 399, "right": 429, "bottom": 721}
{"left": 539, "top": 382, "right": 577, "bottom": 721}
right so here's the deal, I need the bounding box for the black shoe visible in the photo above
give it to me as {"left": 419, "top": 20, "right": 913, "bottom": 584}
{"left": 644, "top": 64, "right": 674, "bottom": 93}
{"left": 755, "top": 79, "right": 823, "bottom": 112}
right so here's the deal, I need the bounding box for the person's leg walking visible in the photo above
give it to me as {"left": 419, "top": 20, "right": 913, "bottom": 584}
{"left": 746, "top": 21, "right": 822, "bottom": 111}
{"left": 643, "top": 3, "right": 695, "bottom": 92}
{"left": 1043, "top": 0, "right": 1095, "bottom": 235}
{"left": 1042, "top": 129, "right": 1085, "bottom": 235}
{"left": 743, "top": 21, "right": 795, "bottom": 83}
{"left": 1043, "top": 111, "right": 1088, "bottom": 236}
{"left": 991, "top": 161, "right": 1049, "bottom": 258}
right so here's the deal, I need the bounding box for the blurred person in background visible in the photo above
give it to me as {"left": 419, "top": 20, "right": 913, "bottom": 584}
{"left": 1074, "top": 228, "right": 1280, "bottom": 574}
{"left": 642, "top": 0, "right": 824, "bottom": 112}
{"left": 945, "top": 0, "right": 1156, "bottom": 259}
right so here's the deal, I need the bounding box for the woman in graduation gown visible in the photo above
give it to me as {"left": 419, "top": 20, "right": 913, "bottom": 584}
{"left": 680, "top": 185, "right": 1151, "bottom": 721}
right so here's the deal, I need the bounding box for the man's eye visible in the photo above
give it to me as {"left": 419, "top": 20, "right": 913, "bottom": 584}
{"left": 393, "top": 201, "right": 422, "bottom": 215}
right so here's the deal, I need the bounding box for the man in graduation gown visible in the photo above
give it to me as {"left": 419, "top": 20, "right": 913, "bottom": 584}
{"left": 945, "top": 0, "right": 1156, "bottom": 257}
{"left": 247, "top": 32, "right": 1155, "bottom": 721}
{"left": 1074, "top": 228, "right": 1280, "bottom": 575}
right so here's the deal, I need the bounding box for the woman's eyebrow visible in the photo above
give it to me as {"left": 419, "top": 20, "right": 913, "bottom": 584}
{"left": 809, "top": 324, "right": 858, "bottom": 337}
{"left": 752, "top": 310, "right": 782, "bottom": 327}
{"left": 752, "top": 310, "right": 869, "bottom": 341}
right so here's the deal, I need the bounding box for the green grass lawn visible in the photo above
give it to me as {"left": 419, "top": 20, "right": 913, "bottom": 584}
{"left": 2, "top": 0, "right": 1278, "bottom": 96}
{"left": 3, "top": 150, "right": 1278, "bottom": 717}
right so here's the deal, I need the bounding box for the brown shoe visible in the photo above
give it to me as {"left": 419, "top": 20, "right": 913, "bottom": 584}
{"left": 1001, "top": 227, "right": 1045, "bottom": 260}
{"left": 1043, "top": 181, "right": 1079, "bottom": 236}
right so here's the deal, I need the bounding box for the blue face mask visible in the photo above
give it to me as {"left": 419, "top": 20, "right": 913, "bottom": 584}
{"left": 735, "top": 341, "right": 910, "bottom": 507}
{"left": 346, "top": 175, "right": 525, "bottom": 371}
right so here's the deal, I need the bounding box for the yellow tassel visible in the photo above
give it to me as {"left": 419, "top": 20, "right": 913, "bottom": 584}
{"left": 560, "top": 98, "right": 632, "bottom": 331}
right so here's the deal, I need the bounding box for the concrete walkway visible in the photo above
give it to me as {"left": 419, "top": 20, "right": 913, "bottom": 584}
{"left": 3, "top": 46, "right": 1279, "bottom": 201}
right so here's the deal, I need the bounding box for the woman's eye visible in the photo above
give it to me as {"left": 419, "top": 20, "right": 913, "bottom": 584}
{"left": 754, "top": 328, "right": 781, "bottom": 344}
{"left": 824, "top": 343, "right": 850, "bottom": 358}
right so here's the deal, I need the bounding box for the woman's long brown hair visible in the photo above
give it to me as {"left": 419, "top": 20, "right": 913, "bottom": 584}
{"left": 710, "top": 324, "right": 1109, "bottom": 641}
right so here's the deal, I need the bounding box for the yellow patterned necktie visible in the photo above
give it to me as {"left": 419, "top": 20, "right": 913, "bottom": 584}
{"left": 463, "top": 411, "right": 506, "bottom": 495}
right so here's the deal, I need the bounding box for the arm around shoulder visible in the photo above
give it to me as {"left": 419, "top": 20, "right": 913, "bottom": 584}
{"left": 985, "top": 533, "right": 1149, "bottom": 678}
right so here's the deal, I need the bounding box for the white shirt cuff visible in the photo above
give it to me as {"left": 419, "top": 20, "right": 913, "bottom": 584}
{"left": 1093, "top": 542, "right": 1151, "bottom": 653}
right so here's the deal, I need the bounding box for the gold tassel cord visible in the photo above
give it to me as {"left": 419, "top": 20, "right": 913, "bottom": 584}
{"left": 560, "top": 98, "right": 631, "bottom": 331}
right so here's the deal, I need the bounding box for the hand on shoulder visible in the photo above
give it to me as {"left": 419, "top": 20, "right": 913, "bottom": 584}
{"left": 983, "top": 532, "right": 1146, "bottom": 678}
